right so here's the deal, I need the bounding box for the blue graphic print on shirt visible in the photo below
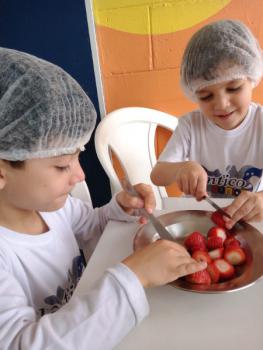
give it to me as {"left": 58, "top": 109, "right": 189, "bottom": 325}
{"left": 204, "top": 165, "right": 263, "bottom": 197}
{"left": 38, "top": 254, "right": 86, "bottom": 316}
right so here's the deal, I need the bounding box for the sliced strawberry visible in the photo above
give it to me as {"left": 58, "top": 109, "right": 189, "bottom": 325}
{"left": 214, "top": 258, "right": 235, "bottom": 281}
{"left": 184, "top": 231, "right": 206, "bottom": 252}
{"left": 224, "top": 246, "right": 246, "bottom": 265}
{"left": 208, "top": 247, "right": 224, "bottom": 260}
{"left": 185, "top": 269, "right": 211, "bottom": 285}
{"left": 192, "top": 250, "right": 212, "bottom": 264}
{"left": 207, "top": 226, "right": 227, "bottom": 243}
{"left": 207, "top": 262, "right": 220, "bottom": 283}
{"left": 224, "top": 237, "right": 241, "bottom": 249}
{"left": 211, "top": 211, "right": 226, "bottom": 228}
{"left": 207, "top": 236, "right": 223, "bottom": 250}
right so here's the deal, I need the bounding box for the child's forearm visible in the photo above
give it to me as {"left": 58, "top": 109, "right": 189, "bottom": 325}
{"left": 151, "top": 161, "right": 186, "bottom": 186}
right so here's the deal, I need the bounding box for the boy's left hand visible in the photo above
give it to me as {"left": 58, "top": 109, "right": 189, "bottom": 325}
{"left": 116, "top": 183, "right": 156, "bottom": 224}
{"left": 223, "top": 191, "right": 263, "bottom": 229}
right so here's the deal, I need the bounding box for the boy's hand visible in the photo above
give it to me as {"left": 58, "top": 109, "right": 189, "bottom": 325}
{"left": 123, "top": 239, "right": 207, "bottom": 288}
{"left": 116, "top": 183, "right": 156, "bottom": 224}
{"left": 174, "top": 161, "right": 208, "bottom": 201}
{"left": 223, "top": 191, "right": 263, "bottom": 229}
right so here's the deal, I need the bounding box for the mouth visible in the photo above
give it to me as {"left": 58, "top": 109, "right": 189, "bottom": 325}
{"left": 214, "top": 111, "right": 235, "bottom": 119}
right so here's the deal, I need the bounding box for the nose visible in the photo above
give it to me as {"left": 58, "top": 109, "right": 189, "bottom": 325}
{"left": 69, "top": 161, "right": 85, "bottom": 186}
{"left": 214, "top": 93, "right": 230, "bottom": 111}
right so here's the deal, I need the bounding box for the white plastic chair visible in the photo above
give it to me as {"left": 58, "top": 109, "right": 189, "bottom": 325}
{"left": 71, "top": 181, "right": 92, "bottom": 203}
{"left": 71, "top": 181, "right": 94, "bottom": 261}
{"left": 94, "top": 107, "right": 178, "bottom": 209}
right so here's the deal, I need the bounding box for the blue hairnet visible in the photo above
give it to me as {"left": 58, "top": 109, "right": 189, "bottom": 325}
{"left": 180, "top": 19, "right": 263, "bottom": 101}
{"left": 0, "top": 47, "right": 97, "bottom": 161}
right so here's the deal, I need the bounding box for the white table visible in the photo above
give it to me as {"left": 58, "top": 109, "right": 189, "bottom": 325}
{"left": 76, "top": 198, "right": 263, "bottom": 350}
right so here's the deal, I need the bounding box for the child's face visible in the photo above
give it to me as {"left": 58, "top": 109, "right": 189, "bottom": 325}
{"left": 195, "top": 79, "right": 253, "bottom": 130}
{"left": 2, "top": 151, "right": 85, "bottom": 212}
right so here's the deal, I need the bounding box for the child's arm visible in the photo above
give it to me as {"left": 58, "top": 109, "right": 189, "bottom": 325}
{"left": 151, "top": 160, "right": 208, "bottom": 201}
{"left": 221, "top": 191, "right": 263, "bottom": 229}
{"left": 0, "top": 242, "right": 205, "bottom": 349}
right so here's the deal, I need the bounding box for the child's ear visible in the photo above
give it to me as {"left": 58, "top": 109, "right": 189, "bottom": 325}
{"left": 0, "top": 160, "right": 7, "bottom": 190}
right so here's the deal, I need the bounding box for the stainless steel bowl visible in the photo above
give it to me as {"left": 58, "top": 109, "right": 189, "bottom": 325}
{"left": 133, "top": 210, "right": 263, "bottom": 293}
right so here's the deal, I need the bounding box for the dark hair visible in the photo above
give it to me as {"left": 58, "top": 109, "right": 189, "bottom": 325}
{"left": 4, "top": 160, "right": 25, "bottom": 169}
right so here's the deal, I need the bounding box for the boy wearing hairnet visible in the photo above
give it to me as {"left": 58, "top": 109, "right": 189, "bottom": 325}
{"left": 151, "top": 19, "right": 263, "bottom": 229}
{"left": 0, "top": 48, "right": 205, "bottom": 350}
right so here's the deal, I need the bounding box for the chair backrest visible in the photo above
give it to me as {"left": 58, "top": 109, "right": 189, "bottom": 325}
{"left": 94, "top": 107, "right": 178, "bottom": 209}
{"left": 70, "top": 181, "right": 92, "bottom": 204}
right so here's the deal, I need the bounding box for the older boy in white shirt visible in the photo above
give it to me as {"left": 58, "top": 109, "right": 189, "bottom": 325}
{"left": 0, "top": 48, "right": 205, "bottom": 350}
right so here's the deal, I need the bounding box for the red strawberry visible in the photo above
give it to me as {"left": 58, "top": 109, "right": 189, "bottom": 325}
{"left": 214, "top": 259, "right": 235, "bottom": 281}
{"left": 208, "top": 247, "right": 224, "bottom": 260}
{"left": 192, "top": 250, "right": 212, "bottom": 264}
{"left": 207, "top": 236, "right": 223, "bottom": 250}
{"left": 190, "top": 244, "right": 207, "bottom": 253}
{"left": 224, "top": 246, "right": 246, "bottom": 265}
{"left": 208, "top": 226, "right": 227, "bottom": 243}
{"left": 185, "top": 269, "right": 211, "bottom": 285}
{"left": 224, "top": 237, "right": 240, "bottom": 249}
{"left": 207, "top": 262, "right": 220, "bottom": 283}
{"left": 184, "top": 232, "right": 206, "bottom": 252}
{"left": 211, "top": 211, "right": 226, "bottom": 228}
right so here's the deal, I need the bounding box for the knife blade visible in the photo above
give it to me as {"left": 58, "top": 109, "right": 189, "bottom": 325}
{"left": 204, "top": 197, "right": 232, "bottom": 219}
{"left": 121, "top": 177, "right": 175, "bottom": 242}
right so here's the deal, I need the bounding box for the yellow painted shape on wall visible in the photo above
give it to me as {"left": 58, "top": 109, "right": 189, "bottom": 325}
{"left": 93, "top": 0, "right": 231, "bottom": 34}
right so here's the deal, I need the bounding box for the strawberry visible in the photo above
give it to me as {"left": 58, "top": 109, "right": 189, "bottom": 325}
{"left": 224, "top": 237, "right": 240, "bottom": 249}
{"left": 207, "top": 226, "right": 227, "bottom": 243}
{"left": 214, "top": 258, "right": 235, "bottom": 281}
{"left": 184, "top": 231, "right": 206, "bottom": 252}
{"left": 211, "top": 211, "right": 226, "bottom": 228}
{"left": 190, "top": 244, "right": 207, "bottom": 253}
{"left": 192, "top": 250, "right": 212, "bottom": 264}
{"left": 207, "top": 236, "right": 223, "bottom": 250}
{"left": 207, "top": 262, "right": 220, "bottom": 283}
{"left": 185, "top": 269, "right": 211, "bottom": 285}
{"left": 208, "top": 247, "right": 224, "bottom": 260}
{"left": 224, "top": 246, "right": 246, "bottom": 265}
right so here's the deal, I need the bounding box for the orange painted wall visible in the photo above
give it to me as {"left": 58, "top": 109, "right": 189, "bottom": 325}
{"left": 93, "top": 0, "right": 263, "bottom": 196}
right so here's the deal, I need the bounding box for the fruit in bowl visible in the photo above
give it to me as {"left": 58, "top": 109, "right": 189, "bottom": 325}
{"left": 134, "top": 209, "right": 263, "bottom": 293}
{"left": 183, "top": 211, "right": 247, "bottom": 285}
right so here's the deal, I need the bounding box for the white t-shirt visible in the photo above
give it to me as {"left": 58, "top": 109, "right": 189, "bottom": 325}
{"left": 0, "top": 195, "right": 149, "bottom": 350}
{"left": 159, "top": 102, "right": 263, "bottom": 197}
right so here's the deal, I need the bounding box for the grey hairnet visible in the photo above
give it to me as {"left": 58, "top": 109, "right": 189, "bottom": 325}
{"left": 0, "top": 47, "right": 97, "bottom": 161}
{"left": 180, "top": 19, "right": 263, "bottom": 101}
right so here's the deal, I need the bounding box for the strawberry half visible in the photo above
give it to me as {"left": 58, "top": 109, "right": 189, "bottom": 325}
{"left": 224, "top": 246, "right": 246, "bottom": 265}
{"left": 208, "top": 226, "right": 227, "bottom": 243}
{"left": 184, "top": 231, "right": 206, "bottom": 252}
{"left": 224, "top": 237, "right": 240, "bottom": 249}
{"left": 214, "top": 258, "right": 235, "bottom": 281}
{"left": 208, "top": 247, "right": 224, "bottom": 260}
{"left": 211, "top": 211, "right": 226, "bottom": 228}
{"left": 207, "top": 262, "right": 220, "bottom": 283}
{"left": 185, "top": 269, "right": 211, "bottom": 285}
{"left": 192, "top": 250, "right": 212, "bottom": 264}
{"left": 207, "top": 236, "right": 223, "bottom": 250}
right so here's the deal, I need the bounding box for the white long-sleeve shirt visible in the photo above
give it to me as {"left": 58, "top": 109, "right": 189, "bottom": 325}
{"left": 0, "top": 195, "right": 149, "bottom": 350}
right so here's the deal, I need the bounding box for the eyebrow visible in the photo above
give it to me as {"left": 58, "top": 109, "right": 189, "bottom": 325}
{"left": 196, "top": 89, "right": 210, "bottom": 95}
{"left": 54, "top": 150, "right": 81, "bottom": 162}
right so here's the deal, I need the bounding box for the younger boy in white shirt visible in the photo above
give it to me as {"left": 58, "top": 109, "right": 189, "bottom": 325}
{"left": 151, "top": 20, "right": 263, "bottom": 229}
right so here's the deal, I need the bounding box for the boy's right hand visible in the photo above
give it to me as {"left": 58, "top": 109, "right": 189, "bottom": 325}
{"left": 122, "top": 239, "right": 207, "bottom": 288}
{"left": 174, "top": 161, "right": 208, "bottom": 201}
